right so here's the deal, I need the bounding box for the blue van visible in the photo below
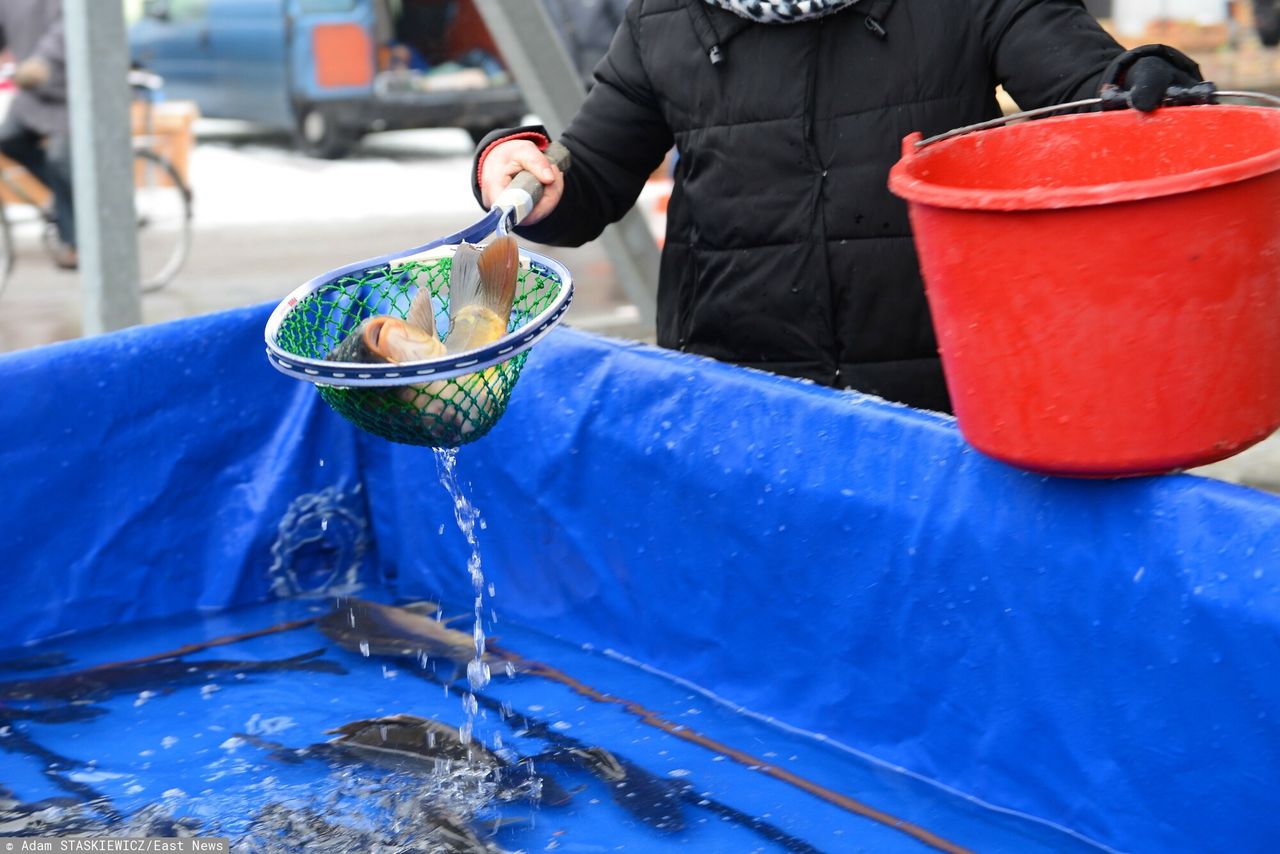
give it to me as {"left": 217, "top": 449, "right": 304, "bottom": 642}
{"left": 129, "top": 0, "right": 528, "bottom": 157}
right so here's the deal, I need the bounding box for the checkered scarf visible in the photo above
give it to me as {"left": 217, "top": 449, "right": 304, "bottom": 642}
{"left": 703, "top": 0, "right": 861, "bottom": 23}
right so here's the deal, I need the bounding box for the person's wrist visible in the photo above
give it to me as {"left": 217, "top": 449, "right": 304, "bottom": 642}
{"left": 471, "top": 125, "right": 550, "bottom": 208}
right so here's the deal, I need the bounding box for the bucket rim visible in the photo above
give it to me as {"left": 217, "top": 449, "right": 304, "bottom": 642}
{"left": 888, "top": 105, "right": 1280, "bottom": 212}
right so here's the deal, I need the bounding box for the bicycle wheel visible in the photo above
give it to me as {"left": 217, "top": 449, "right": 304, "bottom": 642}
{"left": 0, "top": 201, "right": 13, "bottom": 300}
{"left": 133, "top": 149, "right": 192, "bottom": 293}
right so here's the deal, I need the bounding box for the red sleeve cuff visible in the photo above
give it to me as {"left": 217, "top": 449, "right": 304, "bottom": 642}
{"left": 476, "top": 131, "right": 550, "bottom": 188}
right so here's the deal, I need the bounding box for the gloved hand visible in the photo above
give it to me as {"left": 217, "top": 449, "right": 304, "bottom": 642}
{"left": 13, "top": 57, "right": 51, "bottom": 91}
{"left": 1099, "top": 45, "right": 1205, "bottom": 112}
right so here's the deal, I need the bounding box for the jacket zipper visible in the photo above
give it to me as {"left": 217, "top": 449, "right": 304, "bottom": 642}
{"left": 804, "top": 19, "right": 841, "bottom": 383}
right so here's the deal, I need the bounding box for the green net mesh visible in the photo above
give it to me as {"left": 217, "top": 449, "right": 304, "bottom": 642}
{"left": 274, "top": 254, "right": 564, "bottom": 448}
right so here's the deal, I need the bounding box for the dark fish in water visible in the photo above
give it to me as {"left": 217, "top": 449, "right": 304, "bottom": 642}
{"left": 241, "top": 802, "right": 512, "bottom": 854}
{"left": 327, "top": 714, "right": 573, "bottom": 803}
{"left": 0, "top": 786, "right": 103, "bottom": 837}
{"left": 544, "top": 745, "right": 688, "bottom": 833}
{"left": 238, "top": 713, "right": 573, "bottom": 807}
{"left": 420, "top": 808, "right": 514, "bottom": 854}
{"left": 0, "top": 649, "right": 346, "bottom": 704}
{"left": 240, "top": 802, "right": 384, "bottom": 854}
{"left": 2, "top": 791, "right": 200, "bottom": 845}
{"left": 319, "top": 597, "right": 511, "bottom": 677}
{"left": 0, "top": 725, "right": 119, "bottom": 819}
{"left": 327, "top": 713, "right": 504, "bottom": 772}
{"left": 543, "top": 745, "right": 825, "bottom": 851}
{"left": 398, "top": 668, "right": 824, "bottom": 852}
{"left": 0, "top": 651, "right": 73, "bottom": 672}
{"left": 346, "top": 610, "right": 823, "bottom": 850}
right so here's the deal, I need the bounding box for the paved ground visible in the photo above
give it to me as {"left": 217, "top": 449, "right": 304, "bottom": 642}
{"left": 1, "top": 119, "right": 1277, "bottom": 493}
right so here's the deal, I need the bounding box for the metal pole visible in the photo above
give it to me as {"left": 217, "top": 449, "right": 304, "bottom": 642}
{"left": 473, "top": 0, "right": 659, "bottom": 327}
{"left": 63, "top": 0, "right": 142, "bottom": 334}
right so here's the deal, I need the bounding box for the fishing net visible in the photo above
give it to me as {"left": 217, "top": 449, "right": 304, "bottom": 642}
{"left": 267, "top": 245, "right": 572, "bottom": 448}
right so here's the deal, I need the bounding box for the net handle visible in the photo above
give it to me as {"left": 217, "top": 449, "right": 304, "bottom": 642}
{"left": 493, "top": 142, "right": 572, "bottom": 231}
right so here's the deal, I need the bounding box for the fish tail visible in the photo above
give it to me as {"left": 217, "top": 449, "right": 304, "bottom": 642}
{"left": 475, "top": 235, "right": 520, "bottom": 321}
{"left": 446, "top": 243, "right": 482, "bottom": 315}
{"left": 447, "top": 237, "right": 518, "bottom": 320}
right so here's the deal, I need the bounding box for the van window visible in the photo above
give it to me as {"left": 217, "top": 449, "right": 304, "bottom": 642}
{"left": 166, "top": 0, "right": 208, "bottom": 22}
{"left": 299, "top": 0, "right": 359, "bottom": 11}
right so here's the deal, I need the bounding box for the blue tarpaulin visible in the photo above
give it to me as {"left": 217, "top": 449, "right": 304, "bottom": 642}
{"left": 3, "top": 303, "right": 1279, "bottom": 853}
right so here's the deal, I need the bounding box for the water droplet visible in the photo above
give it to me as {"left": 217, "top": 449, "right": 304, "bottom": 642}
{"left": 467, "top": 659, "right": 491, "bottom": 690}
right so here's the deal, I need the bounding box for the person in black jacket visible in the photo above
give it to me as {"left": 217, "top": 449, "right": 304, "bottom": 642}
{"left": 473, "top": 0, "right": 1202, "bottom": 412}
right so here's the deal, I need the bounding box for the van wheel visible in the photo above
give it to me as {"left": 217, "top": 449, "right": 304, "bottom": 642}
{"left": 295, "top": 105, "right": 359, "bottom": 159}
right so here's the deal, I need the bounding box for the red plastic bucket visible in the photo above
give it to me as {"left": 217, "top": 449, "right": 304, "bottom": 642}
{"left": 888, "top": 105, "right": 1280, "bottom": 477}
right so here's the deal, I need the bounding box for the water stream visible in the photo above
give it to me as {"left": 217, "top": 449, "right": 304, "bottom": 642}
{"left": 432, "top": 448, "right": 492, "bottom": 744}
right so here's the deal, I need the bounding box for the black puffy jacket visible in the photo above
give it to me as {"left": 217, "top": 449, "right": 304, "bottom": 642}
{"left": 482, "top": 0, "right": 1137, "bottom": 411}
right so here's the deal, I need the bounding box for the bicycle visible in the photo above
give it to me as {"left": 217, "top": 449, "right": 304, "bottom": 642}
{"left": 0, "top": 68, "right": 193, "bottom": 298}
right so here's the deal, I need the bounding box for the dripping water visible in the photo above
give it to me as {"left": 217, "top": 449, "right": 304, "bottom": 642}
{"left": 433, "top": 448, "right": 490, "bottom": 743}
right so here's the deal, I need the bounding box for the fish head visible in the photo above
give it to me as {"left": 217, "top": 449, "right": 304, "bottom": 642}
{"left": 362, "top": 316, "right": 444, "bottom": 364}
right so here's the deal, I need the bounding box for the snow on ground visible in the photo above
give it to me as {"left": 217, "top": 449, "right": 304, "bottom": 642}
{"left": 187, "top": 123, "right": 481, "bottom": 229}
{"left": 186, "top": 119, "right": 669, "bottom": 248}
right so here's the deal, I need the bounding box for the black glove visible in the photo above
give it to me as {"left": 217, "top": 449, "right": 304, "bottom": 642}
{"left": 1099, "top": 45, "right": 1206, "bottom": 112}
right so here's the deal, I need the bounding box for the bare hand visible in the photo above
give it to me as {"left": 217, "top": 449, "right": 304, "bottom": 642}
{"left": 13, "top": 57, "right": 51, "bottom": 91}
{"left": 479, "top": 140, "right": 564, "bottom": 226}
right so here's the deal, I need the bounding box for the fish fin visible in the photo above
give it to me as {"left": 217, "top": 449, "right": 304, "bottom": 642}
{"left": 405, "top": 288, "right": 439, "bottom": 339}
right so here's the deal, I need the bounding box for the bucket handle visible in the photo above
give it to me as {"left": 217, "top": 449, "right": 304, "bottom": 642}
{"left": 914, "top": 87, "right": 1280, "bottom": 150}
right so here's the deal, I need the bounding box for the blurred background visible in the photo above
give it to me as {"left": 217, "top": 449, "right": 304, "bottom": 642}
{"left": 0, "top": 0, "right": 1277, "bottom": 486}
